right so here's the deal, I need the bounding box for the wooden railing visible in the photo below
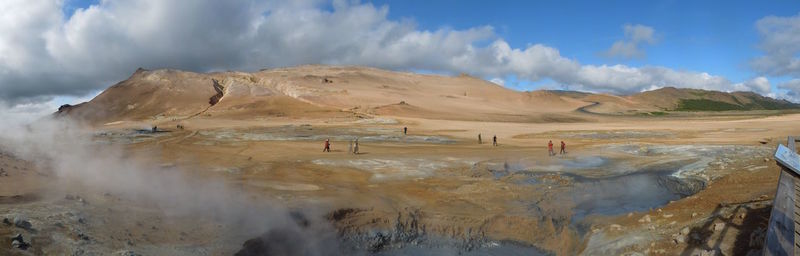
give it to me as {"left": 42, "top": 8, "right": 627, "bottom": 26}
{"left": 764, "top": 137, "right": 800, "bottom": 256}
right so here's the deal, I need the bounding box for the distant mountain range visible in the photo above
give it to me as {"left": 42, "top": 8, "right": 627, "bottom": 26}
{"left": 56, "top": 66, "right": 800, "bottom": 124}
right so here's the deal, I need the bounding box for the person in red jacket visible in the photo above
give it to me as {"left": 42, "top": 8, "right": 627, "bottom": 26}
{"left": 323, "top": 139, "right": 331, "bottom": 152}
{"left": 560, "top": 141, "right": 566, "bottom": 155}
{"left": 548, "top": 140, "right": 554, "bottom": 156}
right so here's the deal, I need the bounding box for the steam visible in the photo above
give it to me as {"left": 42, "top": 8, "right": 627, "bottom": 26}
{"left": 0, "top": 108, "right": 339, "bottom": 254}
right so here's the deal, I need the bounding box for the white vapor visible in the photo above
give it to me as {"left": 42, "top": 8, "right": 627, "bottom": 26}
{"left": 0, "top": 0, "right": 779, "bottom": 106}
{"left": 0, "top": 107, "right": 339, "bottom": 254}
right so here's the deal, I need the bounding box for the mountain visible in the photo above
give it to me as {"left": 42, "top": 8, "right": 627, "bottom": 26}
{"left": 56, "top": 66, "right": 800, "bottom": 124}
{"left": 56, "top": 65, "right": 590, "bottom": 124}
{"left": 629, "top": 87, "right": 800, "bottom": 111}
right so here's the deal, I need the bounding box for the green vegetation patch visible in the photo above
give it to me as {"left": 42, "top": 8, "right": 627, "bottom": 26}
{"left": 744, "top": 97, "right": 800, "bottom": 110}
{"left": 675, "top": 99, "right": 745, "bottom": 111}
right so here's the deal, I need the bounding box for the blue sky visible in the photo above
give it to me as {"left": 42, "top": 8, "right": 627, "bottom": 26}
{"left": 374, "top": 0, "right": 798, "bottom": 83}
{"left": 49, "top": 0, "right": 800, "bottom": 90}
{"left": 3, "top": 0, "right": 800, "bottom": 111}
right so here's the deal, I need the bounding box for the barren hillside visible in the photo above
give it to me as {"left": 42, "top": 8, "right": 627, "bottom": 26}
{"left": 56, "top": 66, "right": 800, "bottom": 125}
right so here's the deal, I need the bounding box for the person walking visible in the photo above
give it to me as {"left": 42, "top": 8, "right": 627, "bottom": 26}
{"left": 323, "top": 139, "right": 331, "bottom": 152}
{"left": 548, "top": 140, "right": 554, "bottom": 156}
{"left": 353, "top": 138, "right": 360, "bottom": 154}
{"left": 560, "top": 141, "right": 566, "bottom": 155}
{"left": 492, "top": 135, "right": 497, "bottom": 146}
{"left": 348, "top": 139, "right": 353, "bottom": 154}
{"left": 478, "top": 133, "right": 482, "bottom": 144}
{"left": 403, "top": 127, "right": 408, "bottom": 135}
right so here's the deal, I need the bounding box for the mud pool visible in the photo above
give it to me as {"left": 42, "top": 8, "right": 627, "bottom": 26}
{"left": 479, "top": 144, "right": 770, "bottom": 222}
{"left": 568, "top": 170, "right": 705, "bottom": 220}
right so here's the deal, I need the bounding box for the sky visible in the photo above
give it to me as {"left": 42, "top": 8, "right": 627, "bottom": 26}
{"left": 2, "top": 0, "right": 800, "bottom": 116}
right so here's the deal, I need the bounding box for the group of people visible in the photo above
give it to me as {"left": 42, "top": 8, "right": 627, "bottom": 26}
{"left": 547, "top": 140, "right": 566, "bottom": 156}
{"left": 323, "top": 126, "right": 411, "bottom": 153}
{"left": 477, "top": 133, "right": 498, "bottom": 146}
{"left": 324, "top": 138, "right": 360, "bottom": 154}
{"left": 322, "top": 127, "right": 566, "bottom": 157}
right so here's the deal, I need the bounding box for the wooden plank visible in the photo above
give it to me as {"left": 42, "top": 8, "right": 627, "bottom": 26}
{"left": 758, "top": 137, "right": 800, "bottom": 256}
{"left": 765, "top": 169, "right": 798, "bottom": 256}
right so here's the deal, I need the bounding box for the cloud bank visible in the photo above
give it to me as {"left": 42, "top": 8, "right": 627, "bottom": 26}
{"left": 0, "top": 0, "right": 782, "bottom": 107}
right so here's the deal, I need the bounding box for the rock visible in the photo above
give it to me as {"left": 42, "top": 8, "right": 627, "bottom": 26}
{"left": 13, "top": 216, "right": 32, "bottom": 230}
{"left": 738, "top": 213, "right": 746, "bottom": 219}
{"left": 638, "top": 215, "right": 651, "bottom": 223}
{"left": 764, "top": 158, "right": 770, "bottom": 162}
{"left": 700, "top": 249, "right": 718, "bottom": 256}
{"left": 691, "top": 233, "right": 701, "bottom": 242}
{"left": 115, "top": 250, "right": 142, "bottom": 256}
{"left": 674, "top": 234, "right": 686, "bottom": 244}
{"left": 663, "top": 213, "right": 674, "bottom": 218}
{"left": 10, "top": 233, "right": 29, "bottom": 250}
{"left": 681, "top": 227, "right": 691, "bottom": 235}
{"left": 2, "top": 217, "right": 10, "bottom": 225}
{"left": 692, "top": 212, "right": 698, "bottom": 218}
{"left": 713, "top": 223, "right": 725, "bottom": 231}
{"left": 610, "top": 224, "right": 622, "bottom": 231}
{"left": 10, "top": 233, "right": 23, "bottom": 242}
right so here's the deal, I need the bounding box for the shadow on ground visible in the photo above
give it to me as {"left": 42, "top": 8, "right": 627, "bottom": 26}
{"left": 680, "top": 199, "right": 771, "bottom": 256}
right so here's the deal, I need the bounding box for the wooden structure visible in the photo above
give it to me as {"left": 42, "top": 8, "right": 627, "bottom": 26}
{"left": 765, "top": 137, "right": 800, "bottom": 256}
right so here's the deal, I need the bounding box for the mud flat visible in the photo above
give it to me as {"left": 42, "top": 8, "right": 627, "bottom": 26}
{"left": 195, "top": 125, "right": 456, "bottom": 144}
{"left": 515, "top": 130, "right": 677, "bottom": 140}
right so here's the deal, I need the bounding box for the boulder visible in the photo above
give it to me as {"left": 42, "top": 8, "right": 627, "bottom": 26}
{"left": 115, "top": 250, "right": 142, "bottom": 256}
{"left": 10, "top": 233, "right": 29, "bottom": 250}
{"left": 13, "top": 216, "right": 32, "bottom": 230}
{"left": 713, "top": 223, "right": 725, "bottom": 231}
{"left": 674, "top": 234, "right": 686, "bottom": 244}
{"left": 700, "top": 249, "right": 718, "bottom": 256}
{"left": 681, "top": 227, "right": 690, "bottom": 235}
{"left": 638, "top": 215, "right": 651, "bottom": 223}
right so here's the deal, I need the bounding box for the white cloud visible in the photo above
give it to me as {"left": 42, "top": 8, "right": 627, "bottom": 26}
{"left": 732, "top": 76, "right": 771, "bottom": 94}
{"left": 489, "top": 78, "right": 504, "bottom": 86}
{"left": 777, "top": 79, "right": 800, "bottom": 102}
{"left": 751, "top": 12, "right": 800, "bottom": 77}
{"left": 602, "top": 24, "right": 657, "bottom": 59}
{"left": 0, "top": 0, "right": 778, "bottom": 108}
